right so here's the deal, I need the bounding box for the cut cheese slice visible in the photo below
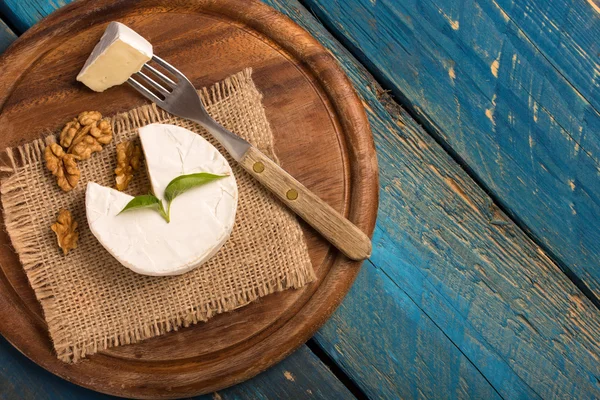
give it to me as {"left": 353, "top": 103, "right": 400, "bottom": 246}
{"left": 86, "top": 124, "right": 238, "bottom": 276}
{"left": 77, "top": 21, "right": 152, "bottom": 92}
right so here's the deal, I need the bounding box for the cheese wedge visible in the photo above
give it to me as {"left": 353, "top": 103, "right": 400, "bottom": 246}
{"left": 77, "top": 22, "right": 152, "bottom": 92}
{"left": 86, "top": 124, "right": 238, "bottom": 276}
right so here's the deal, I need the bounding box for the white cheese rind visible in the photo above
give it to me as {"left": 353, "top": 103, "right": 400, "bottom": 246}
{"left": 86, "top": 124, "right": 238, "bottom": 276}
{"left": 77, "top": 22, "right": 153, "bottom": 92}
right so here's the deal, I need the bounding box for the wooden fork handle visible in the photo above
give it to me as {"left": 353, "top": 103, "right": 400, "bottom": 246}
{"left": 240, "top": 146, "right": 372, "bottom": 261}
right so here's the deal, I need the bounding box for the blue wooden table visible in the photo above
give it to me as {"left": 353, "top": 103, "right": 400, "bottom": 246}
{"left": 1, "top": 0, "right": 599, "bottom": 398}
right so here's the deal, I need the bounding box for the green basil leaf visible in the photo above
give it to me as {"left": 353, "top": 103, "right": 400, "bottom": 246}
{"left": 164, "top": 172, "right": 228, "bottom": 203}
{"left": 164, "top": 172, "right": 228, "bottom": 220}
{"left": 118, "top": 194, "right": 160, "bottom": 213}
{"left": 118, "top": 194, "right": 170, "bottom": 223}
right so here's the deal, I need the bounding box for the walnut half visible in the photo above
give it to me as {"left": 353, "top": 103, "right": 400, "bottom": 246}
{"left": 44, "top": 143, "right": 81, "bottom": 192}
{"left": 51, "top": 209, "right": 79, "bottom": 255}
{"left": 67, "top": 114, "right": 113, "bottom": 161}
{"left": 115, "top": 140, "right": 142, "bottom": 191}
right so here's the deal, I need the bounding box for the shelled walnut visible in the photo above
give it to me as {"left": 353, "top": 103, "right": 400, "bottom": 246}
{"left": 51, "top": 209, "right": 79, "bottom": 255}
{"left": 67, "top": 112, "right": 113, "bottom": 160}
{"left": 45, "top": 110, "right": 114, "bottom": 190}
{"left": 44, "top": 144, "right": 80, "bottom": 192}
{"left": 115, "top": 140, "right": 142, "bottom": 191}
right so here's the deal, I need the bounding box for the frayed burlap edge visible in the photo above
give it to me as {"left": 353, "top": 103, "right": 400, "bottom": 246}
{"left": 1, "top": 68, "right": 316, "bottom": 362}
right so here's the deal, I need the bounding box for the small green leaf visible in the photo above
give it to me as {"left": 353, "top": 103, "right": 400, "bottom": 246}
{"left": 163, "top": 172, "right": 228, "bottom": 219}
{"left": 118, "top": 194, "right": 170, "bottom": 223}
{"left": 118, "top": 194, "right": 160, "bottom": 213}
{"left": 164, "top": 173, "right": 229, "bottom": 203}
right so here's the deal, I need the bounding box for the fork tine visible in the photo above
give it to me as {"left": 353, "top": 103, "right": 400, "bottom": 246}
{"left": 127, "top": 77, "right": 164, "bottom": 104}
{"left": 142, "top": 63, "right": 176, "bottom": 87}
{"left": 152, "top": 55, "right": 188, "bottom": 81}
{"left": 134, "top": 71, "right": 170, "bottom": 96}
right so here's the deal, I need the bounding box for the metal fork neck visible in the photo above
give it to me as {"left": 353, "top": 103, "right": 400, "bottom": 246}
{"left": 193, "top": 117, "right": 251, "bottom": 161}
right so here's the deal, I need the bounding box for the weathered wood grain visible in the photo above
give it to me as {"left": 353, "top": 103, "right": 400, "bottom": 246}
{"left": 493, "top": 0, "right": 599, "bottom": 111}
{"left": 0, "top": 336, "right": 354, "bottom": 400}
{"left": 0, "top": 0, "right": 65, "bottom": 33}
{"left": 315, "top": 262, "right": 504, "bottom": 399}
{"left": 3, "top": 0, "right": 600, "bottom": 399}
{"left": 302, "top": 0, "right": 600, "bottom": 299}
{"left": 263, "top": 1, "right": 600, "bottom": 399}
{"left": 209, "top": 344, "right": 355, "bottom": 400}
{"left": 0, "top": 18, "right": 16, "bottom": 53}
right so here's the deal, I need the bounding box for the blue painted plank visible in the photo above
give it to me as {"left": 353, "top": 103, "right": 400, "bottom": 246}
{"left": 302, "top": 0, "right": 600, "bottom": 299}
{"left": 0, "top": 336, "right": 107, "bottom": 399}
{"left": 0, "top": 336, "right": 353, "bottom": 399}
{"left": 492, "top": 0, "right": 599, "bottom": 113}
{"left": 0, "top": 0, "right": 71, "bottom": 34}
{"left": 314, "top": 262, "right": 503, "bottom": 400}
{"left": 4, "top": 1, "right": 600, "bottom": 399}
{"left": 264, "top": 1, "right": 600, "bottom": 399}
{"left": 0, "top": 18, "right": 16, "bottom": 54}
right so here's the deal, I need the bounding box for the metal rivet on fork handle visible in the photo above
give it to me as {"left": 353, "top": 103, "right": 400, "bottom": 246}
{"left": 286, "top": 189, "right": 298, "bottom": 200}
{"left": 253, "top": 162, "right": 265, "bottom": 173}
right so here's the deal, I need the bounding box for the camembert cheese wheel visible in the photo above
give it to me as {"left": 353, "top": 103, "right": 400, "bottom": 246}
{"left": 86, "top": 124, "right": 238, "bottom": 276}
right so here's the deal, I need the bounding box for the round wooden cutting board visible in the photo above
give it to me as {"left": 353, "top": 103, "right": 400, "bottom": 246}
{"left": 0, "top": 0, "right": 378, "bottom": 398}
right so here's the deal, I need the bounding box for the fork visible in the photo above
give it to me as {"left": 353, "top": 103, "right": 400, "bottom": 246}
{"left": 128, "top": 56, "right": 371, "bottom": 261}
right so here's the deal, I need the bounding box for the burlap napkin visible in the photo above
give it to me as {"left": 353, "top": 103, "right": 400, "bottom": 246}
{"left": 0, "top": 69, "right": 315, "bottom": 363}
